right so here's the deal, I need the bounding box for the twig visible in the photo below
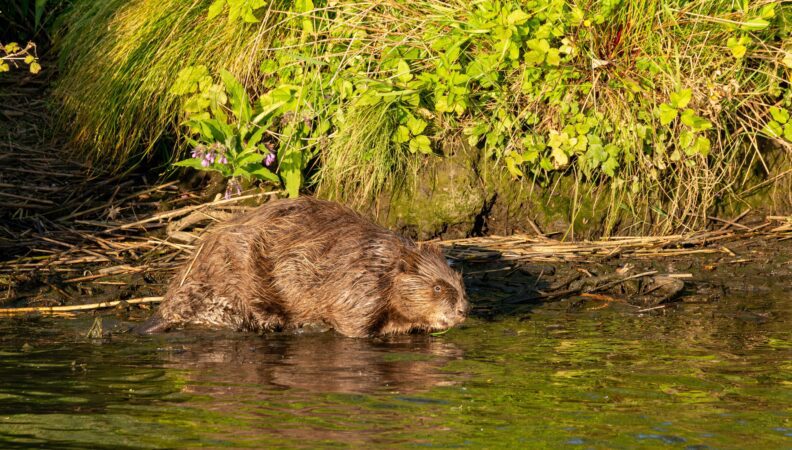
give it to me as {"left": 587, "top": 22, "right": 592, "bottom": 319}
{"left": 0, "top": 297, "right": 163, "bottom": 315}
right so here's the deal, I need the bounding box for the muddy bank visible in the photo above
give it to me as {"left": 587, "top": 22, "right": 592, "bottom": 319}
{"left": 1, "top": 68, "right": 791, "bottom": 318}
{"left": 366, "top": 141, "right": 792, "bottom": 241}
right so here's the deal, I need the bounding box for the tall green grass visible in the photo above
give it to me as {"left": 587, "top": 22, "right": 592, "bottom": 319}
{"left": 53, "top": 0, "right": 792, "bottom": 234}
{"left": 53, "top": 0, "right": 288, "bottom": 167}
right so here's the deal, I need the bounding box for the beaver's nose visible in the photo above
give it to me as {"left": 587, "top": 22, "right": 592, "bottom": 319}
{"left": 456, "top": 300, "right": 470, "bottom": 316}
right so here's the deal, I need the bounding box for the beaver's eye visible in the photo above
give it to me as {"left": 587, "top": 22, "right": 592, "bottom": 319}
{"left": 433, "top": 285, "right": 442, "bottom": 293}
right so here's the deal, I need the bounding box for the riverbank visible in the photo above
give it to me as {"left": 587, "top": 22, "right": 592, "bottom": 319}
{"left": 1, "top": 69, "right": 790, "bottom": 316}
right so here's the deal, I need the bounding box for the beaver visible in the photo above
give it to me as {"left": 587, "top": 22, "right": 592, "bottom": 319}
{"left": 137, "top": 196, "right": 468, "bottom": 337}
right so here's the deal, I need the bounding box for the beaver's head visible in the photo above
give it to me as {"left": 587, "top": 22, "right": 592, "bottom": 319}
{"left": 389, "top": 244, "right": 469, "bottom": 333}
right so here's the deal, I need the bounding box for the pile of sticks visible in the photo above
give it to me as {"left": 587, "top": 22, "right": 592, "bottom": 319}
{"left": 439, "top": 221, "right": 791, "bottom": 263}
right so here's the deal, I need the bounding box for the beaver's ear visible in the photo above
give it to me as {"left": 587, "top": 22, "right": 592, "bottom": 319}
{"left": 418, "top": 242, "right": 444, "bottom": 259}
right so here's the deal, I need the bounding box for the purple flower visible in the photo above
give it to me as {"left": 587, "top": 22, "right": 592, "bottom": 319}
{"left": 192, "top": 143, "right": 229, "bottom": 168}
{"left": 265, "top": 152, "right": 276, "bottom": 166}
{"left": 224, "top": 178, "right": 242, "bottom": 200}
{"left": 191, "top": 144, "right": 207, "bottom": 159}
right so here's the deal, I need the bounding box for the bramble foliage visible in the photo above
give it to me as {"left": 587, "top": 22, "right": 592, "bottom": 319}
{"left": 178, "top": 1, "right": 790, "bottom": 191}
{"left": 55, "top": 0, "right": 792, "bottom": 231}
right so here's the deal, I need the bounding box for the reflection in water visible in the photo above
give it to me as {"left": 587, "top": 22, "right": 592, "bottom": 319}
{"left": 150, "top": 331, "right": 467, "bottom": 446}
{"left": 160, "top": 331, "right": 465, "bottom": 394}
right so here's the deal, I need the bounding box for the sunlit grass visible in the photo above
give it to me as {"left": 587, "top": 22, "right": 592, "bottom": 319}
{"left": 52, "top": 0, "right": 791, "bottom": 234}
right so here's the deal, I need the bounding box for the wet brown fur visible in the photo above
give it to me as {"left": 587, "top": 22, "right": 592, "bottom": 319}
{"left": 140, "top": 197, "right": 468, "bottom": 337}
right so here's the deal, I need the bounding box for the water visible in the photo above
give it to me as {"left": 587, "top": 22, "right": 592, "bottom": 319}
{"left": 1, "top": 289, "right": 790, "bottom": 448}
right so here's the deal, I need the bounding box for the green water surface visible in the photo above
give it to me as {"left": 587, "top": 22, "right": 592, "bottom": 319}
{"left": 0, "top": 290, "right": 790, "bottom": 449}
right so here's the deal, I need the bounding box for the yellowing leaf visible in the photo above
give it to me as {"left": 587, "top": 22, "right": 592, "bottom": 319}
{"left": 505, "top": 155, "right": 524, "bottom": 178}
{"left": 550, "top": 146, "right": 569, "bottom": 168}
{"left": 406, "top": 116, "right": 427, "bottom": 135}
{"left": 546, "top": 48, "right": 561, "bottom": 66}
{"left": 29, "top": 62, "right": 41, "bottom": 74}
{"left": 740, "top": 18, "right": 769, "bottom": 31}
{"left": 731, "top": 44, "right": 747, "bottom": 58}
{"left": 769, "top": 106, "right": 789, "bottom": 124}
{"left": 409, "top": 135, "right": 432, "bottom": 154}
{"left": 670, "top": 89, "right": 692, "bottom": 109}
{"left": 207, "top": 0, "right": 226, "bottom": 19}
{"left": 658, "top": 103, "right": 678, "bottom": 126}
{"left": 693, "top": 136, "right": 710, "bottom": 156}
{"left": 507, "top": 9, "right": 530, "bottom": 26}
{"left": 396, "top": 59, "right": 412, "bottom": 83}
{"left": 393, "top": 125, "right": 410, "bottom": 143}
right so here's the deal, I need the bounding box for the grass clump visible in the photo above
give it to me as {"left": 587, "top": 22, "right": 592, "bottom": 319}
{"left": 53, "top": 0, "right": 792, "bottom": 234}
{"left": 52, "top": 0, "right": 288, "bottom": 167}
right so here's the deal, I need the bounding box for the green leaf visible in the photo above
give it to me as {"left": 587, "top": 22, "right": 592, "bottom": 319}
{"left": 545, "top": 48, "right": 561, "bottom": 66}
{"left": 236, "top": 152, "right": 264, "bottom": 167}
{"left": 523, "top": 51, "right": 543, "bottom": 66}
{"left": 679, "top": 130, "right": 694, "bottom": 148}
{"left": 569, "top": 7, "right": 585, "bottom": 26}
{"left": 409, "top": 135, "right": 432, "bottom": 154}
{"left": 171, "top": 65, "right": 211, "bottom": 96}
{"left": 526, "top": 39, "right": 550, "bottom": 54}
{"left": 207, "top": 0, "right": 226, "bottom": 19}
{"left": 393, "top": 125, "right": 410, "bottom": 143}
{"left": 680, "top": 109, "right": 712, "bottom": 131}
{"left": 760, "top": 3, "right": 776, "bottom": 19}
{"left": 784, "top": 123, "right": 792, "bottom": 142}
{"left": 356, "top": 91, "right": 381, "bottom": 107}
{"left": 769, "top": 106, "right": 789, "bottom": 125}
{"left": 505, "top": 154, "right": 524, "bottom": 178}
{"left": 782, "top": 53, "right": 792, "bottom": 68}
{"left": 280, "top": 149, "right": 303, "bottom": 198}
{"left": 601, "top": 157, "right": 619, "bottom": 177}
{"left": 35, "top": 0, "right": 47, "bottom": 29}
{"left": 259, "top": 59, "right": 278, "bottom": 74}
{"left": 507, "top": 9, "right": 530, "bottom": 25}
{"left": 396, "top": 59, "right": 412, "bottom": 83}
{"left": 693, "top": 136, "right": 710, "bottom": 156}
{"left": 670, "top": 89, "right": 691, "bottom": 109}
{"left": 175, "top": 158, "right": 212, "bottom": 170}
{"left": 726, "top": 37, "right": 748, "bottom": 58}
{"left": 248, "top": 164, "right": 280, "bottom": 183}
{"left": 406, "top": 116, "right": 427, "bottom": 135}
{"left": 220, "top": 69, "right": 251, "bottom": 125}
{"left": 740, "top": 18, "right": 769, "bottom": 31}
{"left": 658, "top": 103, "right": 678, "bottom": 126}
{"left": 232, "top": 166, "right": 251, "bottom": 178}
{"left": 764, "top": 120, "right": 783, "bottom": 138}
